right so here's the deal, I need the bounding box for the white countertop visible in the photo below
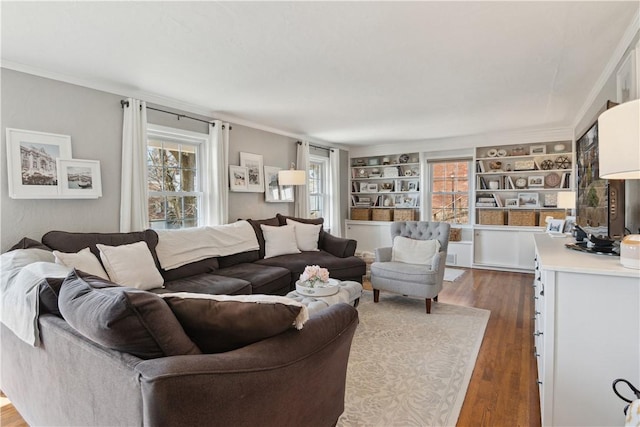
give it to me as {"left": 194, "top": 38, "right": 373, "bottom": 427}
{"left": 534, "top": 233, "right": 640, "bottom": 278}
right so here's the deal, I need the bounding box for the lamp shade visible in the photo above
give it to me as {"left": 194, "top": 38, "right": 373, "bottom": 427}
{"left": 278, "top": 169, "right": 306, "bottom": 186}
{"left": 598, "top": 99, "right": 640, "bottom": 179}
{"left": 557, "top": 191, "right": 576, "bottom": 209}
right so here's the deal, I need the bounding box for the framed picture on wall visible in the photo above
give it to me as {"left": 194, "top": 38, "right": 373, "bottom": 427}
{"left": 240, "top": 152, "right": 264, "bottom": 192}
{"left": 6, "top": 128, "right": 73, "bottom": 199}
{"left": 57, "top": 159, "right": 102, "bottom": 198}
{"left": 229, "top": 165, "right": 248, "bottom": 192}
{"left": 616, "top": 50, "right": 637, "bottom": 103}
{"left": 263, "top": 166, "right": 294, "bottom": 203}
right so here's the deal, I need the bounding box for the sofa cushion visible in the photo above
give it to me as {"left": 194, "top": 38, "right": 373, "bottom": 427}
{"left": 58, "top": 270, "right": 201, "bottom": 359}
{"left": 159, "top": 257, "right": 220, "bottom": 283}
{"left": 276, "top": 214, "right": 324, "bottom": 227}
{"left": 160, "top": 292, "right": 308, "bottom": 353}
{"left": 256, "top": 251, "right": 366, "bottom": 283}
{"left": 391, "top": 236, "right": 441, "bottom": 265}
{"left": 215, "top": 263, "right": 291, "bottom": 295}
{"left": 42, "top": 230, "right": 161, "bottom": 268}
{"left": 246, "top": 217, "right": 280, "bottom": 258}
{"left": 261, "top": 224, "right": 300, "bottom": 259}
{"left": 53, "top": 247, "right": 109, "bottom": 280}
{"left": 96, "top": 242, "right": 164, "bottom": 290}
{"left": 155, "top": 273, "right": 252, "bottom": 296}
{"left": 286, "top": 218, "right": 321, "bottom": 251}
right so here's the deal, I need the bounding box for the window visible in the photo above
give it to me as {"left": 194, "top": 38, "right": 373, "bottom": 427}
{"left": 309, "top": 156, "right": 330, "bottom": 223}
{"left": 429, "top": 159, "right": 470, "bottom": 224}
{"left": 147, "top": 125, "right": 206, "bottom": 229}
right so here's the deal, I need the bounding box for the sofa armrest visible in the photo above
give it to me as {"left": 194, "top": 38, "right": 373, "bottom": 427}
{"left": 135, "top": 303, "right": 358, "bottom": 427}
{"left": 375, "top": 247, "right": 392, "bottom": 262}
{"left": 320, "top": 231, "right": 357, "bottom": 258}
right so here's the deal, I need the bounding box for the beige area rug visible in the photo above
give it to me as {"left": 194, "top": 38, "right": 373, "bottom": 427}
{"left": 337, "top": 291, "right": 490, "bottom": 427}
{"left": 444, "top": 268, "right": 467, "bottom": 282}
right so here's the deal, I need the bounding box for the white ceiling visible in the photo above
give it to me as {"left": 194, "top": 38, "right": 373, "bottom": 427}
{"left": 1, "top": 1, "right": 638, "bottom": 146}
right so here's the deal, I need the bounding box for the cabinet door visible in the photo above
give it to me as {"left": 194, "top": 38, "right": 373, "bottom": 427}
{"left": 345, "top": 222, "right": 392, "bottom": 253}
{"left": 474, "top": 229, "right": 536, "bottom": 270}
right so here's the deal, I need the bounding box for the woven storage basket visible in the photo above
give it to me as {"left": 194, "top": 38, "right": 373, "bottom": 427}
{"left": 508, "top": 210, "right": 537, "bottom": 226}
{"left": 351, "top": 208, "right": 371, "bottom": 221}
{"left": 394, "top": 209, "right": 416, "bottom": 221}
{"left": 449, "top": 228, "right": 462, "bottom": 242}
{"left": 372, "top": 209, "right": 393, "bottom": 221}
{"left": 537, "top": 210, "right": 566, "bottom": 226}
{"left": 478, "top": 210, "right": 505, "bottom": 225}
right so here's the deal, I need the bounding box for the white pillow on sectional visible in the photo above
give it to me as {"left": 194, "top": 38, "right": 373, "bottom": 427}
{"left": 286, "top": 219, "right": 321, "bottom": 252}
{"left": 53, "top": 247, "right": 109, "bottom": 280}
{"left": 96, "top": 241, "right": 164, "bottom": 290}
{"left": 391, "top": 236, "right": 441, "bottom": 265}
{"left": 260, "top": 224, "right": 301, "bottom": 259}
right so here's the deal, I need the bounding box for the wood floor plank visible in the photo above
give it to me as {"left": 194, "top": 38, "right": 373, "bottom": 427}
{"left": 2, "top": 268, "right": 540, "bottom": 427}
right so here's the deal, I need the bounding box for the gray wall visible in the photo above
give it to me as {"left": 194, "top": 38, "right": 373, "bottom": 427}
{"left": 0, "top": 69, "right": 340, "bottom": 251}
{"left": 1, "top": 69, "right": 123, "bottom": 251}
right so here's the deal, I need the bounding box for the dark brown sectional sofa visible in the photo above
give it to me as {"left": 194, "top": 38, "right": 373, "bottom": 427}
{"left": 1, "top": 214, "right": 365, "bottom": 426}
{"left": 41, "top": 214, "right": 366, "bottom": 296}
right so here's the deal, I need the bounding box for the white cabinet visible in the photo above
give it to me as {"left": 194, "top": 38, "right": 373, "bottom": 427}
{"left": 345, "top": 220, "right": 392, "bottom": 253}
{"left": 473, "top": 227, "right": 536, "bottom": 270}
{"left": 534, "top": 234, "right": 640, "bottom": 426}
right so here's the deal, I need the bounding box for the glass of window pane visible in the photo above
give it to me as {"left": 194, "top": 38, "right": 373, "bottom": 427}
{"left": 183, "top": 196, "right": 198, "bottom": 220}
{"left": 148, "top": 167, "right": 164, "bottom": 191}
{"left": 163, "top": 142, "right": 180, "bottom": 168}
{"left": 181, "top": 169, "right": 196, "bottom": 192}
{"left": 164, "top": 168, "right": 181, "bottom": 191}
{"left": 180, "top": 147, "right": 197, "bottom": 169}
{"left": 148, "top": 196, "right": 165, "bottom": 221}
{"left": 147, "top": 141, "right": 163, "bottom": 166}
{"left": 166, "top": 196, "right": 183, "bottom": 228}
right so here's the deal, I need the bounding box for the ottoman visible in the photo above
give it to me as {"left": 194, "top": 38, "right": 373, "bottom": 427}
{"left": 286, "top": 280, "right": 363, "bottom": 316}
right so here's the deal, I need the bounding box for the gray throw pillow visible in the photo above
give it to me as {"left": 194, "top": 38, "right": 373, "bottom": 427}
{"left": 58, "top": 270, "right": 201, "bottom": 359}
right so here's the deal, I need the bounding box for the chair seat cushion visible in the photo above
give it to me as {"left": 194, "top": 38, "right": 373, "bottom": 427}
{"left": 370, "top": 261, "right": 437, "bottom": 284}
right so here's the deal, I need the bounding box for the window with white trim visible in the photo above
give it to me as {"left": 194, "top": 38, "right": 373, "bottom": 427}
{"left": 428, "top": 159, "right": 471, "bottom": 224}
{"left": 147, "top": 125, "right": 206, "bottom": 229}
{"left": 309, "top": 155, "right": 330, "bottom": 224}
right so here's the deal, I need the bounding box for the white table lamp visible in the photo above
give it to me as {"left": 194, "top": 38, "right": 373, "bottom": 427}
{"left": 598, "top": 99, "right": 640, "bottom": 268}
{"left": 278, "top": 163, "right": 307, "bottom": 186}
{"left": 557, "top": 191, "right": 576, "bottom": 215}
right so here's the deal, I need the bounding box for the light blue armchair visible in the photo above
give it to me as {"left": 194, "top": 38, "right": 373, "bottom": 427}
{"left": 370, "top": 221, "right": 450, "bottom": 313}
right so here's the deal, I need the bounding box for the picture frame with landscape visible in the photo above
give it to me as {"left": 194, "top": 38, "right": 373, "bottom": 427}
{"left": 6, "top": 128, "right": 73, "bottom": 199}
{"left": 517, "top": 192, "right": 539, "bottom": 207}
{"left": 57, "top": 159, "right": 102, "bottom": 198}
{"left": 546, "top": 218, "right": 565, "bottom": 234}
{"left": 263, "top": 166, "right": 294, "bottom": 203}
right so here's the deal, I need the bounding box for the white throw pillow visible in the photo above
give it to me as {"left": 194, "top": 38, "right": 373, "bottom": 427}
{"left": 391, "top": 236, "right": 441, "bottom": 265}
{"left": 96, "top": 241, "right": 164, "bottom": 290}
{"left": 260, "top": 224, "right": 301, "bottom": 259}
{"left": 53, "top": 247, "right": 109, "bottom": 280}
{"left": 286, "top": 219, "right": 321, "bottom": 252}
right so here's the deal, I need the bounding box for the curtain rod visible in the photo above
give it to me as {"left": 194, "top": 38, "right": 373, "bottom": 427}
{"left": 120, "top": 100, "right": 232, "bottom": 129}
{"left": 297, "top": 140, "right": 334, "bottom": 152}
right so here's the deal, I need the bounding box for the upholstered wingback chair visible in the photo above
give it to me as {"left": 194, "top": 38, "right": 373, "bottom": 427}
{"left": 370, "top": 221, "right": 450, "bottom": 313}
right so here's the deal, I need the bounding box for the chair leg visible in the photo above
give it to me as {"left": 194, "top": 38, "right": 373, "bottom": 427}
{"left": 425, "top": 298, "right": 431, "bottom": 314}
{"left": 373, "top": 289, "right": 380, "bottom": 303}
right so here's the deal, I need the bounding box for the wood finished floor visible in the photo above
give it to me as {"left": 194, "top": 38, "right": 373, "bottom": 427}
{"left": 1, "top": 268, "right": 540, "bottom": 427}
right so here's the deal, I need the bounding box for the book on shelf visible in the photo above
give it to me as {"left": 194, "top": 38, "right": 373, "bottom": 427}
{"left": 477, "top": 161, "right": 486, "bottom": 173}
{"left": 505, "top": 176, "right": 515, "bottom": 189}
{"left": 493, "top": 193, "right": 503, "bottom": 207}
{"left": 560, "top": 172, "right": 572, "bottom": 189}
{"left": 476, "top": 202, "right": 497, "bottom": 207}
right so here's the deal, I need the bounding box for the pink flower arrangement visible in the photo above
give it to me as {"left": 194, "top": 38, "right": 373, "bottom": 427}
{"left": 300, "top": 265, "right": 330, "bottom": 287}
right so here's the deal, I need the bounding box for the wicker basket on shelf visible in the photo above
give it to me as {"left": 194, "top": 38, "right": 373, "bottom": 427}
{"left": 351, "top": 208, "right": 371, "bottom": 221}
{"left": 372, "top": 209, "right": 393, "bottom": 221}
{"left": 478, "top": 210, "right": 505, "bottom": 225}
{"left": 508, "top": 210, "right": 537, "bottom": 226}
{"left": 394, "top": 209, "right": 416, "bottom": 221}
{"left": 449, "top": 228, "right": 462, "bottom": 241}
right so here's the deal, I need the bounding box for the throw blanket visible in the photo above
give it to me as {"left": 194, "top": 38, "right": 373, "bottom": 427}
{"left": 155, "top": 221, "right": 260, "bottom": 270}
{"left": 1, "top": 249, "right": 71, "bottom": 346}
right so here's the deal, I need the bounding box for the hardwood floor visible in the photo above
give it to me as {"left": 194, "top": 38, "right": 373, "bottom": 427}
{"left": 1, "top": 267, "right": 539, "bottom": 427}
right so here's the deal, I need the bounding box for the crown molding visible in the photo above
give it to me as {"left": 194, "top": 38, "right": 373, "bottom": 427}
{"left": 1, "top": 60, "right": 349, "bottom": 151}
{"left": 572, "top": 13, "right": 640, "bottom": 130}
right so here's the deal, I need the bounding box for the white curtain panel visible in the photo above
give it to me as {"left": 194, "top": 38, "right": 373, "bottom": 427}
{"left": 205, "top": 121, "right": 229, "bottom": 225}
{"left": 295, "top": 141, "right": 311, "bottom": 218}
{"left": 329, "top": 149, "right": 342, "bottom": 236}
{"left": 120, "top": 98, "right": 149, "bottom": 232}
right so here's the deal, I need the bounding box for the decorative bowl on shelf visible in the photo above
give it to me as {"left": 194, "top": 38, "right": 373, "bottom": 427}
{"left": 295, "top": 278, "right": 340, "bottom": 297}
